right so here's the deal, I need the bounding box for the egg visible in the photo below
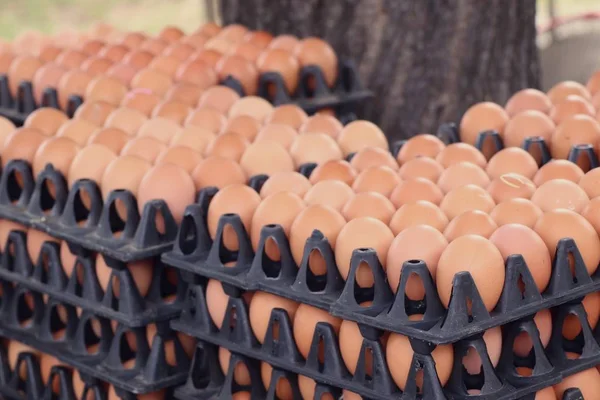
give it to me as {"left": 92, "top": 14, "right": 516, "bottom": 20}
{"left": 486, "top": 148, "right": 539, "bottom": 180}
{"left": 98, "top": 43, "right": 129, "bottom": 62}
{"left": 562, "top": 292, "right": 600, "bottom": 339}
{"left": 219, "top": 347, "right": 252, "bottom": 385}
{"left": 387, "top": 225, "right": 448, "bottom": 298}
{"left": 350, "top": 147, "right": 398, "bottom": 172}
{"left": 138, "top": 117, "right": 182, "bottom": 144}
{"left": 293, "top": 303, "right": 342, "bottom": 358}
{"left": 490, "top": 198, "right": 543, "bottom": 228}
{"left": 229, "top": 96, "right": 274, "bottom": 122}
{"left": 189, "top": 48, "right": 222, "bottom": 69}
{"left": 121, "top": 137, "right": 167, "bottom": 163}
{"left": 338, "top": 319, "right": 386, "bottom": 375}
{"left": 581, "top": 197, "right": 600, "bottom": 236}
{"left": 240, "top": 141, "right": 295, "bottom": 176}
{"left": 463, "top": 327, "right": 502, "bottom": 373}
{"left": 552, "top": 115, "right": 600, "bottom": 169}
{"left": 290, "top": 133, "right": 342, "bottom": 165}
{"left": 95, "top": 253, "right": 152, "bottom": 297}
{"left": 27, "top": 229, "right": 59, "bottom": 263}
{"left": 531, "top": 179, "right": 589, "bottom": 212}
{"left": 335, "top": 217, "right": 394, "bottom": 287}
{"left": 101, "top": 155, "right": 152, "bottom": 203}
{"left": 73, "top": 101, "right": 116, "bottom": 125}
{"left": 170, "top": 126, "right": 216, "bottom": 154}
{"left": 204, "top": 132, "right": 249, "bottom": 161}
{"left": 260, "top": 363, "right": 294, "bottom": 400}
{"left": 547, "top": 80, "right": 592, "bottom": 103}
{"left": 0, "top": 117, "right": 15, "bottom": 152}
{"left": 32, "top": 137, "right": 80, "bottom": 178}
{"left": 534, "top": 160, "right": 585, "bottom": 187}
{"left": 256, "top": 49, "right": 299, "bottom": 93}
{"left": 131, "top": 69, "right": 173, "bottom": 97}
{"left": 298, "top": 375, "right": 335, "bottom": 400}
{"left": 389, "top": 201, "right": 449, "bottom": 234}
{"left": 155, "top": 145, "right": 203, "bottom": 173}
{"left": 0, "top": 219, "right": 27, "bottom": 252}
{"left": 487, "top": 173, "right": 536, "bottom": 204}
{"left": 40, "top": 354, "right": 67, "bottom": 391}
{"left": 444, "top": 210, "right": 498, "bottom": 241}
{"left": 163, "top": 42, "right": 194, "bottom": 61}
{"left": 437, "top": 161, "right": 490, "bottom": 193}
{"left": 81, "top": 56, "right": 113, "bottom": 75}
{"left": 122, "top": 50, "right": 154, "bottom": 71}
{"left": 342, "top": 192, "right": 395, "bottom": 224}
{"left": 105, "top": 62, "right": 138, "bottom": 86}
{"left": 164, "top": 83, "right": 204, "bottom": 106}
{"left": 222, "top": 115, "right": 261, "bottom": 142}
{"left": 309, "top": 160, "right": 357, "bottom": 185}
{"left": 397, "top": 157, "right": 444, "bottom": 183}
{"left": 191, "top": 157, "right": 245, "bottom": 192}
{"left": 249, "top": 292, "right": 298, "bottom": 343}
{"left": 459, "top": 102, "right": 509, "bottom": 158}
{"left": 120, "top": 89, "right": 161, "bottom": 117}
{"left": 37, "top": 44, "right": 62, "bottom": 63}
{"left": 579, "top": 168, "right": 600, "bottom": 199}
{"left": 254, "top": 123, "right": 298, "bottom": 149}
{"left": 206, "top": 279, "right": 232, "bottom": 328}
{"left": 146, "top": 325, "right": 196, "bottom": 366}
{"left": 265, "top": 105, "right": 308, "bottom": 130}
{"left": 513, "top": 309, "right": 552, "bottom": 356}
{"left": 32, "top": 63, "right": 67, "bottom": 106}
{"left": 216, "top": 54, "right": 259, "bottom": 95}
{"left": 390, "top": 178, "right": 444, "bottom": 207}
{"left": 2, "top": 128, "right": 46, "bottom": 167}
{"left": 503, "top": 110, "right": 556, "bottom": 156}
{"left": 151, "top": 100, "right": 191, "bottom": 124}
{"left": 587, "top": 70, "right": 600, "bottom": 96}
{"left": 57, "top": 69, "right": 93, "bottom": 110}
{"left": 440, "top": 184, "right": 495, "bottom": 219}
{"left": 301, "top": 180, "right": 353, "bottom": 212}
{"left": 396, "top": 134, "right": 445, "bottom": 165}
{"left": 68, "top": 144, "right": 118, "bottom": 189}
{"left": 198, "top": 85, "right": 241, "bottom": 114}
{"left": 185, "top": 107, "right": 227, "bottom": 134}
{"left": 24, "top": 107, "right": 68, "bottom": 136}
{"left": 7, "top": 55, "right": 43, "bottom": 97}
{"left": 294, "top": 37, "right": 338, "bottom": 87}
{"left": 337, "top": 121, "right": 388, "bottom": 156}
{"left": 535, "top": 209, "right": 600, "bottom": 274}
{"left": 436, "top": 235, "right": 505, "bottom": 310}
{"left": 175, "top": 60, "right": 218, "bottom": 90}
{"left": 299, "top": 114, "right": 343, "bottom": 138}
{"left": 549, "top": 95, "right": 595, "bottom": 125}
{"left": 554, "top": 367, "right": 600, "bottom": 399}
{"left": 352, "top": 166, "right": 401, "bottom": 197}
{"left": 0, "top": 50, "right": 15, "bottom": 75}
{"left": 8, "top": 341, "right": 39, "bottom": 379}
{"left": 86, "top": 77, "right": 128, "bottom": 108}
{"left": 104, "top": 107, "right": 148, "bottom": 136}
{"left": 436, "top": 143, "right": 487, "bottom": 168}
{"left": 180, "top": 34, "right": 209, "bottom": 50}
{"left": 505, "top": 89, "right": 553, "bottom": 116}
{"left": 119, "top": 32, "right": 149, "bottom": 48}
{"left": 260, "top": 171, "right": 312, "bottom": 198}
{"left": 267, "top": 35, "right": 299, "bottom": 51}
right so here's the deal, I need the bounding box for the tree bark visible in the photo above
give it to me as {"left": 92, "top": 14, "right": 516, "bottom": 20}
{"left": 219, "top": 0, "right": 540, "bottom": 141}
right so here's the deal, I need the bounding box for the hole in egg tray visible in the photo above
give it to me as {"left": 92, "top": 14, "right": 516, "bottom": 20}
{"left": 0, "top": 75, "right": 82, "bottom": 126}
{"left": 171, "top": 283, "right": 592, "bottom": 400}
{"left": 161, "top": 191, "right": 600, "bottom": 345}
{"left": 0, "top": 230, "right": 188, "bottom": 327}
{"left": 221, "top": 60, "right": 372, "bottom": 115}
{"left": 0, "top": 285, "right": 190, "bottom": 394}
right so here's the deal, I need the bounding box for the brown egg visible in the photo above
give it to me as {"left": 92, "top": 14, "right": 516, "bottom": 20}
{"left": 490, "top": 198, "right": 543, "bottom": 228}
{"left": 338, "top": 319, "right": 387, "bottom": 375}
{"left": 57, "top": 69, "right": 93, "bottom": 110}
{"left": 309, "top": 160, "right": 357, "bottom": 186}
{"left": 2, "top": 128, "right": 46, "bottom": 167}
{"left": 299, "top": 114, "right": 343, "bottom": 139}
{"left": 298, "top": 376, "right": 336, "bottom": 400}
{"left": 146, "top": 326, "right": 196, "bottom": 368}
{"left": 342, "top": 192, "right": 395, "bottom": 224}
{"left": 37, "top": 44, "right": 62, "bottom": 63}
{"left": 531, "top": 179, "right": 589, "bottom": 213}
{"left": 8, "top": 341, "right": 39, "bottom": 379}
{"left": 398, "top": 157, "right": 444, "bottom": 182}
{"left": 131, "top": 69, "right": 174, "bottom": 97}
{"left": 105, "top": 62, "right": 138, "bottom": 86}
{"left": 243, "top": 30, "right": 273, "bottom": 49}
{"left": 505, "top": 89, "right": 552, "bottom": 116}
{"left": 162, "top": 42, "right": 194, "bottom": 61}
{"left": 387, "top": 225, "right": 448, "bottom": 298}
{"left": 436, "top": 235, "right": 505, "bottom": 310}
{"left": 581, "top": 197, "right": 600, "bottom": 236}
{"left": 205, "top": 132, "right": 249, "bottom": 161}
{"left": 487, "top": 173, "right": 536, "bottom": 203}
{"left": 503, "top": 110, "right": 555, "bottom": 154}
{"left": 390, "top": 178, "right": 444, "bottom": 207}
{"left": 148, "top": 54, "right": 181, "bottom": 77}
{"left": 444, "top": 210, "right": 498, "bottom": 241}
{"left": 579, "top": 168, "right": 600, "bottom": 199}
{"left": 289, "top": 204, "right": 346, "bottom": 272}
{"left": 120, "top": 89, "right": 161, "bottom": 117}
{"left": 535, "top": 209, "right": 600, "bottom": 274}
{"left": 222, "top": 115, "right": 261, "bottom": 142}
{"left": 513, "top": 309, "right": 552, "bottom": 357}
{"left": 0, "top": 50, "right": 15, "bottom": 75}
{"left": 218, "top": 24, "right": 249, "bottom": 43}
{"left": 490, "top": 224, "right": 552, "bottom": 292}
{"left": 191, "top": 156, "right": 246, "bottom": 191}
{"left": 216, "top": 54, "right": 259, "bottom": 95}
{"left": 256, "top": 49, "right": 300, "bottom": 93}
{"left": 337, "top": 120, "right": 388, "bottom": 156}
{"left": 27, "top": 229, "right": 59, "bottom": 264}
{"left": 294, "top": 37, "right": 338, "bottom": 87}
{"left": 68, "top": 144, "right": 118, "bottom": 188}
{"left": 81, "top": 56, "right": 113, "bottom": 75}
{"left": 170, "top": 126, "right": 216, "bottom": 154}
{"left": 293, "top": 303, "right": 341, "bottom": 360}
{"left": 180, "top": 34, "right": 209, "bottom": 50}
{"left": 260, "top": 363, "right": 294, "bottom": 400}
{"left": 206, "top": 279, "right": 232, "bottom": 328}
{"left": 231, "top": 42, "right": 263, "bottom": 63}
{"left": 205, "top": 39, "right": 233, "bottom": 56}
{"left": 533, "top": 387, "right": 556, "bottom": 400}
{"left": 137, "top": 163, "right": 196, "bottom": 224}
{"left": 350, "top": 147, "right": 398, "bottom": 172}
{"left": 260, "top": 171, "right": 312, "bottom": 198}
{"left": 85, "top": 76, "right": 127, "bottom": 106}
{"left": 268, "top": 35, "right": 299, "bottom": 52}
{"left": 78, "top": 39, "right": 105, "bottom": 55}
{"left": 396, "top": 134, "right": 445, "bottom": 165}
{"left": 137, "top": 117, "right": 182, "bottom": 144}
{"left": 156, "top": 145, "right": 202, "bottom": 173}
{"left": 194, "top": 22, "right": 222, "bottom": 38}
{"left": 98, "top": 43, "right": 129, "bottom": 62}
{"left": 0, "top": 117, "right": 16, "bottom": 153}
{"left": 219, "top": 347, "right": 252, "bottom": 385}
{"left": 151, "top": 101, "right": 191, "bottom": 124}
{"left": 104, "top": 108, "right": 148, "bottom": 136}
{"left": 32, "top": 137, "right": 80, "bottom": 178}
{"left": 290, "top": 133, "right": 342, "bottom": 165}
{"left": 185, "top": 107, "right": 227, "bottom": 134}
{"left": 440, "top": 184, "right": 496, "bottom": 219}
{"left": 101, "top": 155, "right": 152, "bottom": 200}
{"left": 389, "top": 201, "right": 449, "bottom": 234}
{"left": 304, "top": 180, "right": 354, "bottom": 211}
{"left": 254, "top": 123, "right": 298, "bottom": 149}
{"left": 554, "top": 368, "right": 600, "bottom": 399}
{"left": 463, "top": 327, "right": 502, "bottom": 373}
{"left": 587, "top": 70, "right": 600, "bottom": 96}
{"left": 175, "top": 60, "right": 218, "bottom": 90}
{"left": 229, "top": 96, "right": 274, "bottom": 122}
{"left": 335, "top": 217, "right": 394, "bottom": 287}
{"left": 352, "top": 166, "right": 401, "bottom": 197}
{"left": 547, "top": 80, "right": 592, "bottom": 104}
{"left": 7, "top": 55, "right": 42, "bottom": 96}
{"left": 551, "top": 115, "right": 600, "bottom": 165}
{"left": 164, "top": 83, "right": 203, "bottom": 106}
{"left": 240, "top": 141, "right": 295, "bottom": 176}
{"left": 435, "top": 142, "right": 487, "bottom": 168}
{"left": 486, "top": 148, "right": 539, "bottom": 180}
{"left": 24, "top": 107, "right": 68, "bottom": 136}
{"left": 265, "top": 105, "right": 308, "bottom": 130}
{"left": 95, "top": 253, "right": 152, "bottom": 297}
{"left": 459, "top": 102, "right": 509, "bottom": 158}
{"left": 121, "top": 137, "right": 167, "bottom": 163}
{"left": 198, "top": 85, "right": 240, "bottom": 114}
{"left": 437, "top": 161, "right": 490, "bottom": 193}
{"left": 122, "top": 50, "right": 154, "bottom": 71}
{"left": 533, "top": 159, "right": 585, "bottom": 186}
{"left": 550, "top": 95, "right": 595, "bottom": 125}
{"left": 0, "top": 220, "right": 27, "bottom": 252}
{"left": 32, "top": 63, "right": 67, "bottom": 106}
{"left": 250, "top": 292, "right": 298, "bottom": 343}
{"left": 73, "top": 101, "right": 115, "bottom": 126}
{"left": 189, "top": 49, "right": 222, "bottom": 69}
{"left": 562, "top": 292, "right": 600, "bottom": 340}
{"left": 40, "top": 354, "right": 66, "bottom": 390}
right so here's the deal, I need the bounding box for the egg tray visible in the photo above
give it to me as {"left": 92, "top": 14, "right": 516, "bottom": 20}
{"left": 161, "top": 185, "right": 600, "bottom": 345}
{"left": 0, "top": 74, "right": 83, "bottom": 126}
{"left": 0, "top": 229, "right": 188, "bottom": 327}
{"left": 0, "top": 284, "right": 191, "bottom": 394}
{"left": 221, "top": 59, "right": 372, "bottom": 115}
{"left": 170, "top": 282, "right": 600, "bottom": 400}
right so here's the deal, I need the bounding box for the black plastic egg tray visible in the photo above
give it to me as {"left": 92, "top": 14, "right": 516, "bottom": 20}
{"left": 170, "top": 282, "right": 598, "bottom": 400}
{"left": 221, "top": 59, "right": 371, "bottom": 117}
{"left": 0, "top": 229, "right": 187, "bottom": 327}
{"left": 0, "top": 283, "right": 190, "bottom": 394}
{"left": 0, "top": 75, "right": 83, "bottom": 126}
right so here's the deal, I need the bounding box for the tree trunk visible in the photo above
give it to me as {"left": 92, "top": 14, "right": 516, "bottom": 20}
{"left": 219, "top": 0, "right": 540, "bottom": 141}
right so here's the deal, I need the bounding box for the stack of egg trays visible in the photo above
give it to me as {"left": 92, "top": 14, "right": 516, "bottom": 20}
{"left": 0, "top": 75, "right": 83, "bottom": 125}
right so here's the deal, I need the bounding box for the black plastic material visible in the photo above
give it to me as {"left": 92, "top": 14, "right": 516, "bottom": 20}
{"left": 162, "top": 186, "right": 600, "bottom": 344}
{"left": 0, "top": 229, "right": 187, "bottom": 327}
{"left": 222, "top": 60, "right": 372, "bottom": 114}
{"left": 0, "top": 283, "right": 190, "bottom": 394}
{"left": 0, "top": 75, "right": 82, "bottom": 126}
